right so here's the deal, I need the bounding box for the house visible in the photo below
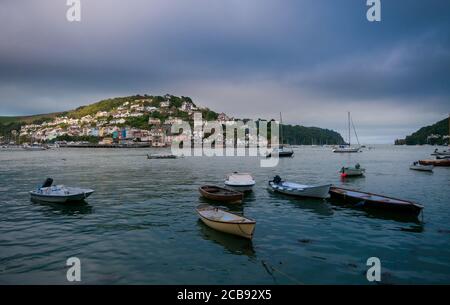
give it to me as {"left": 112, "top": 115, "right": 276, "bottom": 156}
{"left": 148, "top": 118, "right": 161, "bottom": 125}
{"left": 95, "top": 111, "right": 109, "bottom": 118}
{"left": 181, "top": 101, "right": 197, "bottom": 112}
{"left": 145, "top": 106, "right": 157, "bottom": 112}
{"left": 130, "top": 104, "right": 145, "bottom": 112}
{"left": 217, "top": 112, "right": 230, "bottom": 123}
{"left": 164, "top": 117, "right": 183, "bottom": 125}
{"left": 130, "top": 112, "right": 144, "bottom": 117}
{"left": 160, "top": 101, "right": 170, "bottom": 108}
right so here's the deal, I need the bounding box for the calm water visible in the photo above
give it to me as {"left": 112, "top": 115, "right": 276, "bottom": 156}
{"left": 1, "top": 145, "right": 449, "bottom": 284}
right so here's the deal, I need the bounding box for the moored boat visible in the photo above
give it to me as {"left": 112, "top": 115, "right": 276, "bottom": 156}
{"left": 333, "top": 112, "right": 361, "bottom": 153}
{"left": 224, "top": 172, "right": 255, "bottom": 192}
{"left": 410, "top": 161, "right": 433, "bottom": 172}
{"left": 196, "top": 204, "right": 256, "bottom": 239}
{"left": 268, "top": 175, "right": 331, "bottom": 199}
{"left": 29, "top": 178, "right": 94, "bottom": 203}
{"left": 419, "top": 159, "right": 450, "bottom": 167}
{"left": 431, "top": 148, "right": 450, "bottom": 156}
{"left": 328, "top": 186, "right": 423, "bottom": 216}
{"left": 147, "top": 153, "right": 178, "bottom": 159}
{"left": 340, "top": 163, "right": 365, "bottom": 177}
{"left": 199, "top": 185, "right": 244, "bottom": 204}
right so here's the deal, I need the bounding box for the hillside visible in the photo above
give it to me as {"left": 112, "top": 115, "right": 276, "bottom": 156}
{"left": 0, "top": 94, "right": 344, "bottom": 144}
{"left": 395, "top": 117, "right": 449, "bottom": 145}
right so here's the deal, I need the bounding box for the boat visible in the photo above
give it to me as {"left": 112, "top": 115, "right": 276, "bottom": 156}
{"left": 29, "top": 178, "right": 94, "bottom": 203}
{"left": 333, "top": 112, "right": 361, "bottom": 153}
{"left": 340, "top": 163, "right": 365, "bottom": 177}
{"left": 436, "top": 155, "right": 450, "bottom": 160}
{"left": 328, "top": 186, "right": 423, "bottom": 216}
{"left": 410, "top": 161, "right": 433, "bottom": 172}
{"left": 196, "top": 204, "right": 256, "bottom": 239}
{"left": 266, "top": 112, "right": 294, "bottom": 158}
{"left": 147, "top": 153, "right": 177, "bottom": 159}
{"left": 199, "top": 185, "right": 244, "bottom": 204}
{"left": 268, "top": 175, "right": 331, "bottom": 199}
{"left": 224, "top": 172, "right": 255, "bottom": 192}
{"left": 419, "top": 159, "right": 450, "bottom": 167}
{"left": 23, "top": 143, "right": 47, "bottom": 151}
{"left": 431, "top": 148, "right": 450, "bottom": 156}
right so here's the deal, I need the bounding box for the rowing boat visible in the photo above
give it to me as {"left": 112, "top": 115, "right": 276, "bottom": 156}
{"left": 410, "top": 162, "right": 433, "bottom": 172}
{"left": 196, "top": 204, "right": 256, "bottom": 239}
{"left": 329, "top": 186, "right": 423, "bottom": 216}
{"left": 419, "top": 159, "right": 450, "bottom": 167}
{"left": 199, "top": 185, "right": 243, "bottom": 204}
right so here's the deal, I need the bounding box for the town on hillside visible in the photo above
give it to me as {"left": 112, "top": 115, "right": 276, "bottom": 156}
{"left": 15, "top": 95, "right": 237, "bottom": 148}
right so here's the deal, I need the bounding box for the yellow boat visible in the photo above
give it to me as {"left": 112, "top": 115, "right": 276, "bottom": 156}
{"left": 196, "top": 204, "right": 256, "bottom": 239}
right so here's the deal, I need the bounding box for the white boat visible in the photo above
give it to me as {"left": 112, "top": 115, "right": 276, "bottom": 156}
{"left": 410, "top": 161, "right": 434, "bottom": 172}
{"left": 268, "top": 176, "right": 331, "bottom": 199}
{"left": 340, "top": 163, "right": 365, "bottom": 177}
{"left": 333, "top": 112, "right": 361, "bottom": 153}
{"left": 196, "top": 204, "right": 256, "bottom": 239}
{"left": 431, "top": 148, "right": 450, "bottom": 156}
{"left": 30, "top": 178, "right": 94, "bottom": 203}
{"left": 23, "top": 143, "right": 47, "bottom": 151}
{"left": 224, "top": 172, "right": 255, "bottom": 192}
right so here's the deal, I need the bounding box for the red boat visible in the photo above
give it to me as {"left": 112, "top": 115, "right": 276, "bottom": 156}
{"left": 329, "top": 186, "right": 423, "bottom": 216}
{"left": 419, "top": 159, "right": 450, "bottom": 167}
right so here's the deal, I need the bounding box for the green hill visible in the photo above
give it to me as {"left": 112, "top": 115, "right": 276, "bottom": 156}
{"left": 395, "top": 117, "right": 449, "bottom": 145}
{"left": 0, "top": 94, "right": 344, "bottom": 144}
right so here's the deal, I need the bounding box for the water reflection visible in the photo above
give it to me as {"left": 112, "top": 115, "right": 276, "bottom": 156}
{"left": 197, "top": 220, "right": 256, "bottom": 259}
{"left": 266, "top": 190, "right": 334, "bottom": 217}
{"left": 31, "top": 198, "right": 93, "bottom": 216}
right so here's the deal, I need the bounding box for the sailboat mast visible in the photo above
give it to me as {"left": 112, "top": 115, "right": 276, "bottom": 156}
{"left": 348, "top": 112, "right": 351, "bottom": 146}
{"left": 280, "top": 112, "right": 283, "bottom": 145}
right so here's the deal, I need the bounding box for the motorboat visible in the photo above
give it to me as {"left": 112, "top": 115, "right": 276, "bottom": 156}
{"left": 196, "top": 204, "right": 256, "bottom": 239}
{"left": 199, "top": 185, "right": 244, "bottom": 204}
{"left": 23, "top": 143, "right": 47, "bottom": 151}
{"left": 431, "top": 148, "right": 450, "bottom": 156}
{"left": 328, "top": 186, "right": 423, "bottom": 216}
{"left": 410, "top": 161, "right": 433, "bottom": 172}
{"left": 224, "top": 172, "right": 255, "bottom": 192}
{"left": 147, "top": 153, "right": 178, "bottom": 159}
{"left": 340, "top": 163, "right": 365, "bottom": 177}
{"left": 29, "top": 178, "right": 94, "bottom": 203}
{"left": 268, "top": 175, "right": 331, "bottom": 199}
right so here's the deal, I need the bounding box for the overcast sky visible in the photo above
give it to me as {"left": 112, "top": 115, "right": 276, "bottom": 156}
{"left": 1, "top": 0, "right": 449, "bottom": 143}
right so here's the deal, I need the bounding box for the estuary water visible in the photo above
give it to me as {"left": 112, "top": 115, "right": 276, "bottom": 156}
{"left": 1, "top": 145, "right": 449, "bottom": 284}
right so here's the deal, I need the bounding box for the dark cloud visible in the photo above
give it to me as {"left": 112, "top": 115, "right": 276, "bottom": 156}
{"left": 0, "top": 0, "right": 449, "bottom": 143}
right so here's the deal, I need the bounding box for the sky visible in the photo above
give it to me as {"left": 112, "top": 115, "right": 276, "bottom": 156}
{"left": 0, "top": 0, "right": 449, "bottom": 143}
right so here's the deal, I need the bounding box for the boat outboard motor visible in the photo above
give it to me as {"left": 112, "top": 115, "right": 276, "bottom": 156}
{"left": 41, "top": 178, "right": 53, "bottom": 188}
{"left": 273, "top": 175, "right": 282, "bottom": 184}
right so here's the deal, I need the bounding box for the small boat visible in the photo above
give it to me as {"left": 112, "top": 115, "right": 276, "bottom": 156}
{"left": 196, "top": 204, "right": 256, "bottom": 239}
{"left": 431, "top": 148, "right": 450, "bottom": 156}
{"left": 340, "top": 163, "right": 365, "bottom": 177}
{"left": 329, "top": 186, "right": 423, "bottom": 216}
{"left": 147, "top": 153, "right": 177, "bottom": 159}
{"left": 266, "top": 145, "right": 294, "bottom": 158}
{"left": 23, "top": 143, "right": 47, "bottom": 151}
{"left": 30, "top": 178, "right": 94, "bottom": 203}
{"left": 436, "top": 155, "right": 450, "bottom": 160}
{"left": 224, "top": 172, "right": 255, "bottom": 192}
{"left": 268, "top": 175, "right": 331, "bottom": 199}
{"left": 419, "top": 159, "right": 450, "bottom": 167}
{"left": 199, "top": 185, "right": 244, "bottom": 204}
{"left": 410, "top": 161, "right": 433, "bottom": 172}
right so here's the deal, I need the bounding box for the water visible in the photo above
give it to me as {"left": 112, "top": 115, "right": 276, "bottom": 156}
{"left": 1, "top": 145, "right": 449, "bottom": 284}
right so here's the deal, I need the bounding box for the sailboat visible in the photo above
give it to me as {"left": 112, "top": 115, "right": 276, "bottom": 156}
{"left": 333, "top": 112, "right": 361, "bottom": 153}
{"left": 266, "top": 112, "right": 294, "bottom": 158}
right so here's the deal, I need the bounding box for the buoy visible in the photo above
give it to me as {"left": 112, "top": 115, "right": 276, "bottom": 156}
{"left": 341, "top": 173, "right": 347, "bottom": 178}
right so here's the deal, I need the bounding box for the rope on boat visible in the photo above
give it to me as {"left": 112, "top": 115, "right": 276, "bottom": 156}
{"left": 261, "top": 260, "right": 304, "bottom": 285}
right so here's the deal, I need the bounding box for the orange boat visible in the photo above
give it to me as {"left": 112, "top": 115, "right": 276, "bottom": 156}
{"left": 419, "top": 159, "right": 450, "bottom": 167}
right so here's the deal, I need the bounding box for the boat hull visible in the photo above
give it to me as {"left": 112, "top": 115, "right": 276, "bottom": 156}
{"left": 419, "top": 159, "right": 450, "bottom": 167}
{"left": 196, "top": 206, "right": 256, "bottom": 239}
{"left": 269, "top": 182, "right": 331, "bottom": 199}
{"left": 329, "top": 187, "right": 423, "bottom": 216}
{"left": 333, "top": 148, "right": 360, "bottom": 153}
{"left": 410, "top": 165, "right": 433, "bottom": 172}
{"left": 199, "top": 185, "right": 243, "bottom": 204}
{"left": 342, "top": 168, "right": 365, "bottom": 176}
{"left": 30, "top": 190, "right": 94, "bottom": 203}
